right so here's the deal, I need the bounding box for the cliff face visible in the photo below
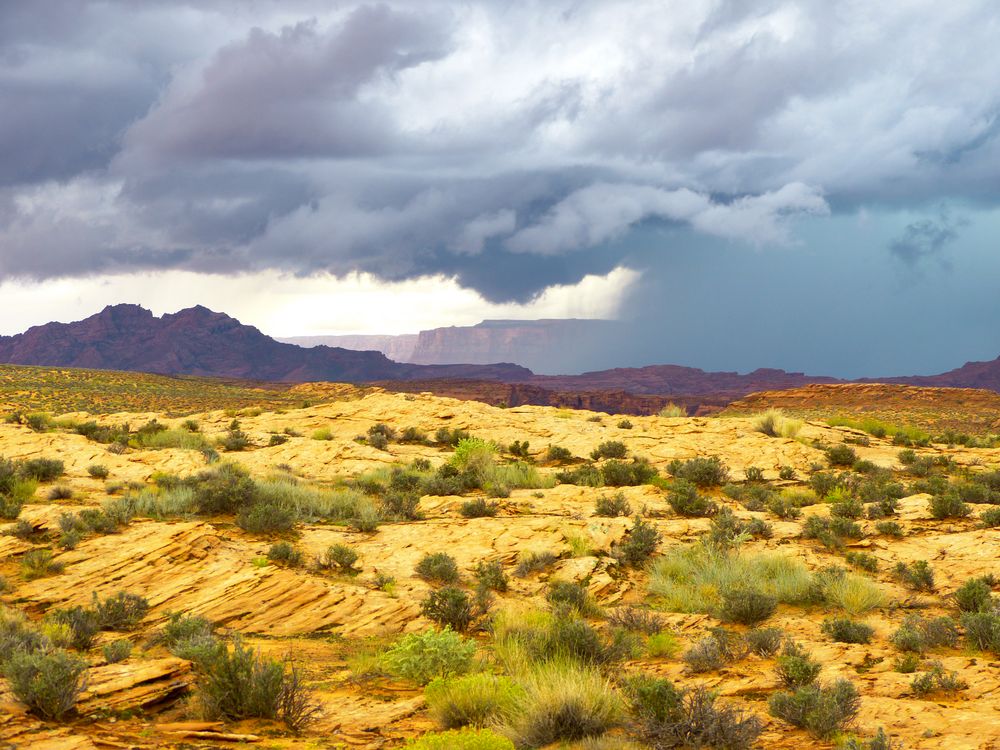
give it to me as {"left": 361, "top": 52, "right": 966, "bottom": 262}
{"left": 279, "top": 334, "right": 419, "bottom": 363}
{"left": 407, "top": 319, "right": 621, "bottom": 373}
{"left": 0, "top": 305, "right": 531, "bottom": 384}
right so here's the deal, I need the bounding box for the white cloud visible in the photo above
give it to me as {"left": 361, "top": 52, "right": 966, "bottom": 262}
{"left": 0, "top": 266, "right": 639, "bottom": 337}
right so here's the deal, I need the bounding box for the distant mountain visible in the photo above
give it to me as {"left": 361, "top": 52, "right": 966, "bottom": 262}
{"left": 0, "top": 305, "right": 531, "bottom": 383}
{"left": 4, "top": 305, "right": 1000, "bottom": 417}
{"left": 280, "top": 333, "right": 419, "bottom": 363}
{"left": 280, "top": 319, "right": 621, "bottom": 374}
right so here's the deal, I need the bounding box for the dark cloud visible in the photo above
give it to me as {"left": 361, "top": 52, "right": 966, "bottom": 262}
{"left": 1, "top": 0, "right": 1000, "bottom": 312}
{"left": 889, "top": 208, "right": 968, "bottom": 267}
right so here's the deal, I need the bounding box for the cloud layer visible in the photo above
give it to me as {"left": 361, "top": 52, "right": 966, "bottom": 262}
{"left": 1, "top": 0, "right": 998, "bottom": 308}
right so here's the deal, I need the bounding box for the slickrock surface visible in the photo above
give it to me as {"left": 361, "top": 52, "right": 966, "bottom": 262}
{"left": 1, "top": 387, "right": 999, "bottom": 748}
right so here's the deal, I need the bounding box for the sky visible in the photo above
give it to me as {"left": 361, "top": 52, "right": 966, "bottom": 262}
{"left": 1, "top": 0, "right": 999, "bottom": 377}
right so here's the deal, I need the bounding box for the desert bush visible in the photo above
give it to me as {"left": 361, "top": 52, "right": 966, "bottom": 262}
{"left": 612, "top": 516, "right": 661, "bottom": 567}
{"left": 813, "top": 567, "right": 885, "bottom": 615}
{"left": 894, "top": 653, "right": 921, "bottom": 673}
{"left": 127, "top": 486, "right": 199, "bottom": 519}
{"left": 626, "top": 675, "right": 763, "bottom": 750}
{"left": 961, "top": 611, "right": 1000, "bottom": 654}
{"left": 383, "top": 627, "right": 475, "bottom": 684}
{"left": 504, "top": 660, "right": 623, "bottom": 747}
{"left": 102, "top": 639, "right": 132, "bottom": 663}
{"left": 844, "top": 551, "right": 879, "bottom": 572}
{"left": 706, "top": 508, "right": 772, "bottom": 548}
{"left": 929, "top": 492, "right": 972, "bottom": 520}
{"left": 195, "top": 636, "right": 316, "bottom": 729}
{"left": 890, "top": 614, "right": 959, "bottom": 653}
{"left": 649, "top": 544, "right": 812, "bottom": 614}
{"left": 606, "top": 607, "right": 664, "bottom": 635}
{"left": 555, "top": 463, "right": 604, "bottom": 487}
{"left": 20, "top": 549, "right": 64, "bottom": 580}
{"left": 744, "top": 627, "right": 783, "bottom": 657}
{"left": 546, "top": 581, "right": 592, "bottom": 614}
{"left": 775, "top": 640, "right": 822, "bottom": 688}
{"left": 599, "top": 458, "right": 657, "bottom": 487}
{"left": 422, "top": 587, "right": 474, "bottom": 631}
{"left": 474, "top": 560, "right": 508, "bottom": 593}
{"left": 4, "top": 518, "right": 35, "bottom": 540}
{"left": 769, "top": 679, "right": 860, "bottom": 739}
{"left": 893, "top": 560, "right": 935, "bottom": 592}
{"left": 460, "top": 498, "right": 499, "bottom": 518}
{"left": 515, "top": 550, "right": 559, "bottom": 578}
{"left": 594, "top": 492, "right": 631, "bottom": 517}
{"left": 821, "top": 617, "right": 874, "bottom": 644}
{"left": 981, "top": 507, "right": 1000, "bottom": 528}
{"left": 267, "top": 541, "right": 303, "bottom": 567}
{"left": 767, "top": 494, "right": 803, "bottom": 520}
{"left": 87, "top": 464, "right": 109, "bottom": 479}
{"left": 591, "top": 441, "right": 628, "bottom": 460}
{"left": 754, "top": 409, "right": 802, "bottom": 439}
{"left": 416, "top": 552, "right": 461, "bottom": 585}
{"left": 190, "top": 463, "right": 256, "bottom": 514}
{"left": 616, "top": 419, "right": 633, "bottom": 430}
{"left": 953, "top": 576, "right": 995, "bottom": 613}
{"left": 322, "top": 543, "right": 359, "bottom": 572}
{"left": 830, "top": 496, "right": 864, "bottom": 519}
{"left": 237, "top": 500, "right": 296, "bottom": 533}
{"left": 490, "top": 608, "right": 634, "bottom": 670}
{"left": 667, "top": 479, "right": 717, "bottom": 517}
{"left": 3, "top": 649, "right": 87, "bottom": 721}
{"left": 94, "top": 591, "right": 149, "bottom": 631}
{"left": 425, "top": 673, "right": 523, "bottom": 729}
{"left": 910, "top": 663, "right": 968, "bottom": 698}
{"left": 683, "top": 628, "right": 747, "bottom": 673}
{"left": 825, "top": 445, "right": 857, "bottom": 467}
{"left": 719, "top": 588, "right": 777, "bottom": 627}
{"left": 875, "top": 520, "right": 905, "bottom": 536}
{"left": 801, "top": 515, "right": 863, "bottom": 550}
{"left": 545, "top": 445, "right": 574, "bottom": 464}
{"left": 46, "top": 606, "right": 100, "bottom": 650}
{"left": 666, "top": 456, "right": 729, "bottom": 486}
{"left": 19, "top": 458, "right": 64, "bottom": 483}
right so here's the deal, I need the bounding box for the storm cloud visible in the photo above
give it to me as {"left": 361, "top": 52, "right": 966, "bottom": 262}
{"left": 1, "top": 0, "right": 999, "bottom": 317}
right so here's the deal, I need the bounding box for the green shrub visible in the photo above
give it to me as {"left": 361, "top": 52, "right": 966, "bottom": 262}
{"left": 890, "top": 614, "right": 959, "bottom": 653}
{"left": 237, "top": 501, "right": 296, "bottom": 534}
{"left": 5, "top": 518, "right": 35, "bottom": 540}
{"left": 744, "top": 627, "right": 783, "bottom": 657}
{"left": 196, "top": 636, "right": 316, "bottom": 729}
{"left": 546, "top": 581, "right": 592, "bottom": 613}
{"left": 626, "top": 675, "right": 763, "bottom": 750}
{"left": 600, "top": 458, "right": 657, "bottom": 487}
{"left": 190, "top": 463, "right": 255, "bottom": 514}
{"left": 769, "top": 679, "right": 860, "bottom": 739}
{"left": 102, "top": 639, "right": 132, "bottom": 663}
{"left": 416, "top": 552, "right": 461, "bottom": 585}
{"left": 953, "top": 577, "right": 995, "bottom": 613}
{"left": 545, "top": 445, "right": 574, "bottom": 464}
{"left": 591, "top": 441, "right": 628, "bottom": 460}
{"left": 473, "top": 560, "right": 508, "bottom": 593}
{"left": 594, "top": 492, "right": 631, "bottom": 517}
{"left": 719, "top": 588, "right": 777, "bottom": 626}
{"left": 94, "top": 591, "right": 149, "bottom": 631}
{"left": 151, "top": 612, "right": 216, "bottom": 657}
{"left": 893, "top": 560, "right": 935, "bottom": 592}
{"left": 425, "top": 673, "right": 523, "bottom": 729}
{"left": 830, "top": 496, "right": 864, "bottom": 520}
{"left": 981, "top": 507, "right": 1000, "bottom": 528}
{"left": 775, "top": 640, "right": 822, "bottom": 688}
{"left": 87, "top": 465, "right": 109, "bottom": 480}
{"left": 666, "top": 456, "right": 729, "bottom": 486}
{"left": 383, "top": 627, "right": 476, "bottom": 684}
{"left": 706, "top": 508, "right": 772, "bottom": 548}
{"left": 821, "top": 617, "right": 874, "bottom": 644}
{"left": 766, "top": 494, "right": 803, "bottom": 520}
{"left": 460, "top": 498, "right": 499, "bottom": 518}
{"left": 3, "top": 649, "right": 87, "bottom": 720}
{"left": 682, "top": 629, "right": 747, "bottom": 673}
{"left": 961, "top": 611, "right": 1000, "bottom": 654}
{"left": 667, "top": 480, "right": 717, "bottom": 517}
{"left": 267, "top": 541, "right": 303, "bottom": 567}
{"left": 422, "top": 587, "right": 474, "bottom": 631}
{"left": 322, "top": 543, "right": 360, "bottom": 572}
{"left": 505, "top": 660, "right": 623, "bottom": 747}
{"left": 19, "top": 458, "right": 65, "bottom": 482}
{"left": 844, "top": 551, "right": 878, "bottom": 572}
{"left": 894, "top": 653, "right": 921, "bottom": 673}
{"left": 612, "top": 517, "right": 661, "bottom": 567}
{"left": 606, "top": 607, "right": 664, "bottom": 635}
{"left": 20, "top": 549, "right": 64, "bottom": 580}
{"left": 928, "top": 492, "right": 971, "bottom": 520}
{"left": 515, "top": 550, "right": 559, "bottom": 578}
{"left": 47, "top": 606, "right": 100, "bottom": 650}
{"left": 910, "top": 664, "right": 968, "bottom": 697}
{"left": 826, "top": 445, "right": 857, "bottom": 467}
{"left": 875, "top": 520, "right": 904, "bottom": 537}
